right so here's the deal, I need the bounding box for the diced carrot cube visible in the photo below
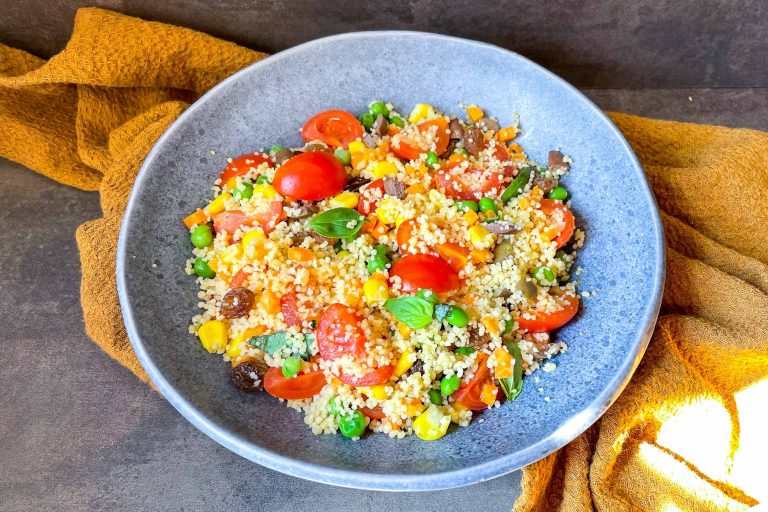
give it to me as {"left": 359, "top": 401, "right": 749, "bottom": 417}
{"left": 481, "top": 383, "right": 498, "bottom": 406}
{"left": 497, "top": 127, "right": 517, "bottom": 142}
{"left": 492, "top": 347, "right": 513, "bottom": 379}
{"left": 436, "top": 242, "right": 469, "bottom": 271}
{"left": 287, "top": 247, "right": 315, "bottom": 262}
{"left": 183, "top": 209, "right": 208, "bottom": 228}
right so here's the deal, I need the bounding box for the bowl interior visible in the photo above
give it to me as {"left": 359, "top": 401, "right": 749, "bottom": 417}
{"left": 118, "top": 32, "right": 663, "bottom": 490}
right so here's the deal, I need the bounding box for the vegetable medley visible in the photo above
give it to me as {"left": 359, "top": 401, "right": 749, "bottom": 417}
{"left": 185, "top": 101, "right": 583, "bottom": 440}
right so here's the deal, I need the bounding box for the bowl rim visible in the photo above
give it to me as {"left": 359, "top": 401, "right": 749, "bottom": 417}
{"left": 117, "top": 30, "right": 665, "bottom": 491}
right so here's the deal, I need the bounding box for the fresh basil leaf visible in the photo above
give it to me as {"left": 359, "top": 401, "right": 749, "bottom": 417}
{"left": 247, "top": 331, "right": 287, "bottom": 354}
{"left": 433, "top": 303, "right": 452, "bottom": 322}
{"left": 307, "top": 207, "right": 368, "bottom": 238}
{"left": 384, "top": 296, "right": 434, "bottom": 329}
{"left": 499, "top": 341, "right": 524, "bottom": 401}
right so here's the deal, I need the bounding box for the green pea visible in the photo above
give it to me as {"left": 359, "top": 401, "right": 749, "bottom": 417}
{"left": 478, "top": 197, "right": 498, "bottom": 214}
{"left": 440, "top": 374, "right": 461, "bottom": 396}
{"left": 367, "top": 245, "right": 390, "bottom": 273}
{"left": 334, "top": 148, "right": 352, "bottom": 166}
{"left": 416, "top": 288, "right": 439, "bottom": 306}
{"left": 232, "top": 179, "right": 254, "bottom": 200}
{"left": 255, "top": 174, "right": 271, "bottom": 184}
{"left": 269, "top": 145, "right": 284, "bottom": 155}
{"left": 548, "top": 186, "right": 568, "bottom": 201}
{"left": 338, "top": 410, "right": 366, "bottom": 438}
{"left": 456, "top": 200, "right": 479, "bottom": 213}
{"left": 190, "top": 224, "right": 213, "bottom": 248}
{"left": 444, "top": 306, "right": 469, "bottom": 327}
{"left": 281, "top": 356, "right": 302, "bottom": 378}
{"left": 454, "top": 147, "right": 470, "bottom": 157}
{"left": 389, "top": 115, "right": 405, "bottom": 128}
{"left": 455, "top": 347, "right": 475, "bottom": 356}
{"left": 359, "top": 112, "right": 375, "bottom": 130}
{"left": 328, "top": 396, "right": 343, "bottom": 415}
{"left": 501, "top": 167, "right": 532, "bottom": 203}
{"left": 533, "top": 266, "right": 556, "bottom": 286}
{"left": 425, "top": 151, "right": 439, "bottom": 167}
{"left": 369, "top": 101, "right": 390, "bottom": 118}
{"left": 193, "top": 258, "right": 216, "bottom": 278}
{"left": 428, "top": 388, "right": 443, "bottom": 405}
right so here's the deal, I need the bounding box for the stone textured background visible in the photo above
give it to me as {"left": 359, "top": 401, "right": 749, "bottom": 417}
{"left": 1, "top": 1, "right": 766, "bottom": 511}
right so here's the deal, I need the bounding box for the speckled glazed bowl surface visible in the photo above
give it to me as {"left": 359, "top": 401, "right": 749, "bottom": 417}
{"left": 117, "top": 32, "right": 664, "bottom": 490}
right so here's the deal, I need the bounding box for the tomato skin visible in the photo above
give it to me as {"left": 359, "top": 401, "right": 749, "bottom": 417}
{"left": 280, "top": 293, "right": 302, "bottom": 327}
{"left": 361, "top": 406, "right": 386, "bottom": 420}
{"left": 230, "top": 267, "right": 251, "bottom": 288}
{"left": 391, "top": 117, "right": 449, "bottom": 160}
{"left": 301, "top": 109, "right": 363, "bottom": 148}
{"left": 316, "top": 304, "right": 367, "bottom": 360}
{"left": 434, "top": 167, "right": 505, "bottom": 201}
{"left": 220, "top": 153, "right": 272, "bottom": 183}
{"left": 539, "top": 199, "right": 575, "bottom": 248}
{"left": 453, "top": 353, "right": 492, "bottom": 411}
{"left": 395, "top": 218, "right": 418, "bottom": 253}
{"left": 337, "top": 365, "right": 394, "bottom": 387}
{"left": 274, "top": 152, "right": 347, "bottom": 200}
{"left": 213, "top": 210, "right": 251, "bottom": 235}
{"left": 357, "top": 179, "right": 386, "bottom": 216}
{"left": 263, "top": 367, "right": 326, "bottom": 400}
{"left": 253, "top": 200, "right": 286, "bottom": 234}
{"left": 517, "top": 294, "right": 579, "bottom": 333}
{"left": 389, "top": 254, "right": 460, "bottom": 293}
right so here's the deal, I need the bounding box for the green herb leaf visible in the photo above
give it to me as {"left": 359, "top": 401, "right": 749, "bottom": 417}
{"left": 499, "top": 341, "right": 524, "bottom": 401}
{"left": 501, "top": 166, "right": 533, "bottom": 203}
{"left": 247, "top": 331, "right": 287, "bottom": 354}
{"left": 455, "top": 347, "right": 475, "bottom": 356}
{"left": 302, "top": 333, "right": 315, "bottom": 361}
{"left": 433, "top": 303, "right": 452, "bottom": 322}
{"left": 384, "top": 296, "right": 434, "bottom": 329}
{"left": 308, "top": 207, "right": 368, "bottom": 238}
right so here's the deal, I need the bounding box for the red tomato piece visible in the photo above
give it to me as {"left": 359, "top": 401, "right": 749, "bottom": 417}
{"left": 213, "top": 210, "right": 251, "bottom": 235}
{"left": 391, "top": 117, "right": 449, "bottom": 160}
{"left": 337, "top": 365, "right": 394, "bottom": 387}
{"left": 434, "top": 167, "right": 505, "bottom": 201}
{"left": 273, "top": 152, "right": 347, "bottom": 200}
{"left": 219, "top": 153, "right": 272, "bottom": 184}
{"left": 395, "top": 218, "right": 418, "bottom": 253}
{"left": 252, "top": 200, "right": 286, "bottom": 234}
{"left": 360, "top": 406, "right": 386, "bottom": 420}
{"left": 316, "top": 304, "right": 367, "bottom": 360}
{"left": 280, "top": 293, "right": 302, "bottom": 327}
{"left": 357, "top": 179, "right": 386, "bottom": 216}
{"left": 301, "top": 109, "right": 364, "bottom": 148}
{"left": 517, "top": 294, "right": 579, "bottom": 333}
{"left": 263, "top": 367, "right": 326, "bottom": 400}
{"left": 453, "top": 353, "right": 492, "bottom": 411}
{"left": 230, "top": 267, "right": 252, "bottom": 288}
{"left": 389, "top": 254, "right": 460, "bottom": 294}
{"left": 539, "top": 199, "right": 575, "bottom": 248}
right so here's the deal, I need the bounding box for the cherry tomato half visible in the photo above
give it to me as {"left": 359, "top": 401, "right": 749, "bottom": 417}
{"left": 453, "top": 353, "right": 492, "bottom": 411}
{"left": 230, "top": 266, "right": 252, "bottom": 288}
{"left": 395, "top": 218, "right": 418, "bottom": 253}
{"left": 517, "top": 294, "right": 579, "bottom": 333}
{"left": 263, "top": 367, "right": 326, "bottom": 400}
{"left": 273, "top": 151, "right": 347, "bottom": 200}
{"left": 316, "top": 304, "right": 367, "bottom": 360}
{"left": 220, "top": 153, "right": 272, "bottom": 184}
{"left": 434, "top": 167, "right": 505, "bottom": 201}
{"left": 213, "top": 210, "right": 251, "bottom": 235}
{"left": 357, "top": 179, "right": 386, "bottom": 216}
{"left": 301, "top": 109, "right": 364, "bottom": 149}
{"left": 280, "top": 293, "right": 302, "bottom": 327}
{"left": 539, "top": 199, "right": 575, "bottom": 248}
{"left": 389, "top": 254, "right": 460, "bottom": 294}
{"left": 391, "top": 117, "right": 450, "bottom": 160}
{"left": 254, "top": 200, "right": 286, "bottom": 234}
{"left": 337, "top": 365, "right": 394, "bottom": 387}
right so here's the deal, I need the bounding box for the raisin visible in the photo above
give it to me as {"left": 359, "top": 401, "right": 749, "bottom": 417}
{"left": 230, "top": 359, "right": 268, "bottom": 392}
{"left": 221, "top": 287, "right": 255, "bottom": 319}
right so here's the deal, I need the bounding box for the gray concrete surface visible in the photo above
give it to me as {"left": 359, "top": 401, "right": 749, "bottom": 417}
{"left": 1, "top": 84, "right": 766, "bottom": 511}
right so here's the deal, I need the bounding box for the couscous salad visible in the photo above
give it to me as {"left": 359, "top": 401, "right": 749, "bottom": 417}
{"left": 184, "top": 101, "right": 583, "bottom": 440}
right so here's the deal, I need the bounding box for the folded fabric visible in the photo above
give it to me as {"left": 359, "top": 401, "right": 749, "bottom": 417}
{"left": 1, "top": 8, "right": 764, "bottom": 510}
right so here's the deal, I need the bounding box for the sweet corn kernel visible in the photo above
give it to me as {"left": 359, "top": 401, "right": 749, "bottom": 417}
{"left": 376, "top": 197, "right": 400, "bottom": 225}
{"left": 347, "top": 140, "right": 366, "bottom": 154}
{"left": 226, "top": 326, "right": 266, "bottom": 359}
{"left": 408, "top": 103, "right": 435, "bottom": 123}
{"left": 466, "top": 104, "right": 484, "bottom": 122}
{"left": 363, "top": 278, "right": 389, "bottom": 305}
{"left": 329, "top": 191, "right": 359, "bottom": 209}
{"left": 198, "top": 320, "right": 228, "bottom": 353}
{"left": 371, "top": 160, "right": 399, "bottom": 178}
{"left": 205, "top": 192, "right": 230, "bottom": 215}
{"left": 253, "top": 184, "right": 277, "bottom": 199}
{"left": 395, "top": 214, "right": 411, "bottom": 229}
{"left": 358, "top": 385, "right": 388, "bottom": 400}
{"left": 241, "top": 228, "right": 266, "bottom": 252}
{"left": 462, "top": 210, "right": 479, "bottom": 225}
{"left": 413, "top": 405, "right": 451, "bottom": 440}
{"left": 405, "top": 400, "right": 425, "bottom": 418}
{"left": 337, "top": 250, "right": 351, "bottom": 258}
{"left": 468, "top": 225, "right": 493, "bottom": 249}
{"left": 220, "top": 243, "right": 243, "bottom": 265}
{"left": 396, "top": 321, "right": 413, "bottom": 340}
{"left": 393, "top": 347, "right": 416, "bottom": 377}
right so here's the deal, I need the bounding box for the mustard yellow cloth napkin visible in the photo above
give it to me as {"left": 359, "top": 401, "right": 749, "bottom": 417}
{"left": 1, "top": 8, "right": 765, "bottom": 510}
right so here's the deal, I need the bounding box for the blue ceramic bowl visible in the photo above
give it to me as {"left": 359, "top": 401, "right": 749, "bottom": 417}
{"left": 117, "top": 32, "right": 664, "bottom": 490}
